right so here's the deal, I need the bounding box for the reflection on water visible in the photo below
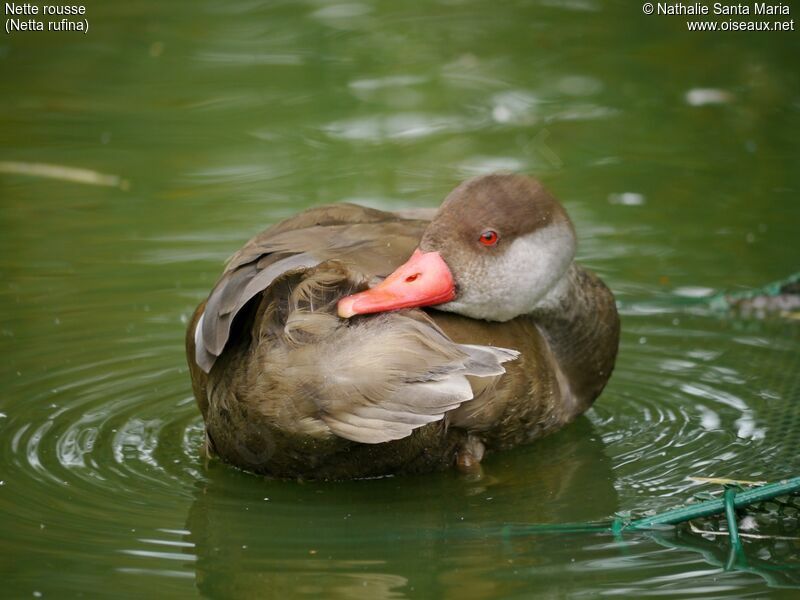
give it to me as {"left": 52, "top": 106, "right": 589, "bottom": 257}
{"left": 185, "top": 420, "right": 618, "bottom": 599}
{"left": 1, "top": 0, "right": 799, "bottom": 596}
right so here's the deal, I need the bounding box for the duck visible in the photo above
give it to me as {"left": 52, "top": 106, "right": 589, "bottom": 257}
{"left": 186, "top": 173, "right": 620, "bottom": 480}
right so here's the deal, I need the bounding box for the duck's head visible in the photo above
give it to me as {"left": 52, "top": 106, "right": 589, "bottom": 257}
{"left": 338, "top": 174, "right": 576, "bottom": 322}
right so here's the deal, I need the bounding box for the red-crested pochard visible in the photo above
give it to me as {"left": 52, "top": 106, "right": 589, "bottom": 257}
{"left": 186, "top": 174, "right": 620, "bottom": 479}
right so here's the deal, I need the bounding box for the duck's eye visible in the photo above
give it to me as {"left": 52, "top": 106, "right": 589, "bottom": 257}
{"left": 479, "top": 230, "right": 499, "bottom": 247}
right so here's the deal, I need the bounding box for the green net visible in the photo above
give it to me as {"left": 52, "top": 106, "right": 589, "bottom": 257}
{"left": 501, "top": 478, "right": 800, "bottom": 587}
{"left": 709, "top": 271, "right": 800, "bottom": 317}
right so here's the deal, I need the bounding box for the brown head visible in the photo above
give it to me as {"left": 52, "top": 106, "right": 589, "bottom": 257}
{"left": 338, "top": 174, "right": 577, "bottom": 322}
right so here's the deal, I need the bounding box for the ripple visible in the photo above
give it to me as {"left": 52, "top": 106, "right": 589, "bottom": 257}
{"left": 685, "top": 88, "right": 734, "bottom": 107}
{"left": 1, "top": 325, "right": 206, "bottom": 515}
{"left": 555, "top": 74, "right": 603, "bottom": 96}
{"left": 539, "top": 0, "right": 602, "bottom": 11}
{"left": 608, "top": 192, "right": 646, "bottom": 206}
{"left": 489, "top": 90, "right": 540, "bottom": 125}
{"left": 195, "top": 51, "right": 305, "bottom": 66}
{"left": 310, "top": 2, "right": 373, "bottom": 20}
{"left": 323, "top": 113, "right": 470, "bottom": 143}
{"left": 457, "top": 156, "right": 529, "bottom": 177}
{"left": 592, "top": 310, "right": 800, "bottom": 516}
{"left": 348, "top": 75, "right": 427, "bottom": 92}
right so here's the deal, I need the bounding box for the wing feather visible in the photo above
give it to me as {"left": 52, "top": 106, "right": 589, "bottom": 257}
{"left": 196, "top": 253, "right": 321, "bottom": 371}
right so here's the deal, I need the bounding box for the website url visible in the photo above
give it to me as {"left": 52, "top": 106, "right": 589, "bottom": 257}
{"left": 687, "top": 19, "right": 795, "bottom": 31}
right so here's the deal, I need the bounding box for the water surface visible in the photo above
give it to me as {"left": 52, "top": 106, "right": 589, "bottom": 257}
{"left": 1, "top": 1, "right": 799, "bottom": 597}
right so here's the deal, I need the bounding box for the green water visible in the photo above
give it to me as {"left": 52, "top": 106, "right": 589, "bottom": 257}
{"left": 2, "top": 0, "right": 799, "bottom": 597}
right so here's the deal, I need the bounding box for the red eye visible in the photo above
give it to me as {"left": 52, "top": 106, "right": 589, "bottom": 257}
{"left": 479, "top": 230, "right": 499, "bottom": 246}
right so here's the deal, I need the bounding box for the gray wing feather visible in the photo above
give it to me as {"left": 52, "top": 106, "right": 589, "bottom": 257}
{"left": 458, "top": 344, "right": 521, "bottom": 377}
{"left": 195, "top": 253, "right": 321, "bottom": 372}
{"left": 193, "top": 313, "right": 219, "bottom": 373}
{"left": 318, "top": 350, "right": 514, "bottom": 444}
{"left": 296, "top": 315, "right": 518, "bottom": 444}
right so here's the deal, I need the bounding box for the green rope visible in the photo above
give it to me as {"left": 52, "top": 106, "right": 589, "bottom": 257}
{"left": 723, "top": 487, "right": 742, "bottom": 549}
{"left": 622, "top": 476, "right": 800, "bottom": 530}
{"left": 501, "top": 476, "right": 800, "bottom": 544}
{"left": 723, "top": 486, "right": 746, "bottom": 570}
{"left": 492, "top": 476, "right": 800, "bottom": 585}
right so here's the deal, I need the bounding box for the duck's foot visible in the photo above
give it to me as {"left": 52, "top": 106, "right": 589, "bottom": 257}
{"left": 456, "top": 435, "right": 485, "bottom": 478}
{"left": 202, "top": 430, "right": 218, "bottom": 461}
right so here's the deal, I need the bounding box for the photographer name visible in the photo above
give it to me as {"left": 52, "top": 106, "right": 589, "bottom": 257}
{"left": 657, "top": 2, "right": 789, "bottom": 15}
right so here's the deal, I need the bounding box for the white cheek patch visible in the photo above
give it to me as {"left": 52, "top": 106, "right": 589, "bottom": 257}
{"left": 439, "top": 223, "right": 576, "bottom": 321}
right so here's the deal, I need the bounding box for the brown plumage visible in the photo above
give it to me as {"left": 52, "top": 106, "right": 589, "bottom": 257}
{"left": 186, "top": 174, "right": 620, "bottom": 480}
